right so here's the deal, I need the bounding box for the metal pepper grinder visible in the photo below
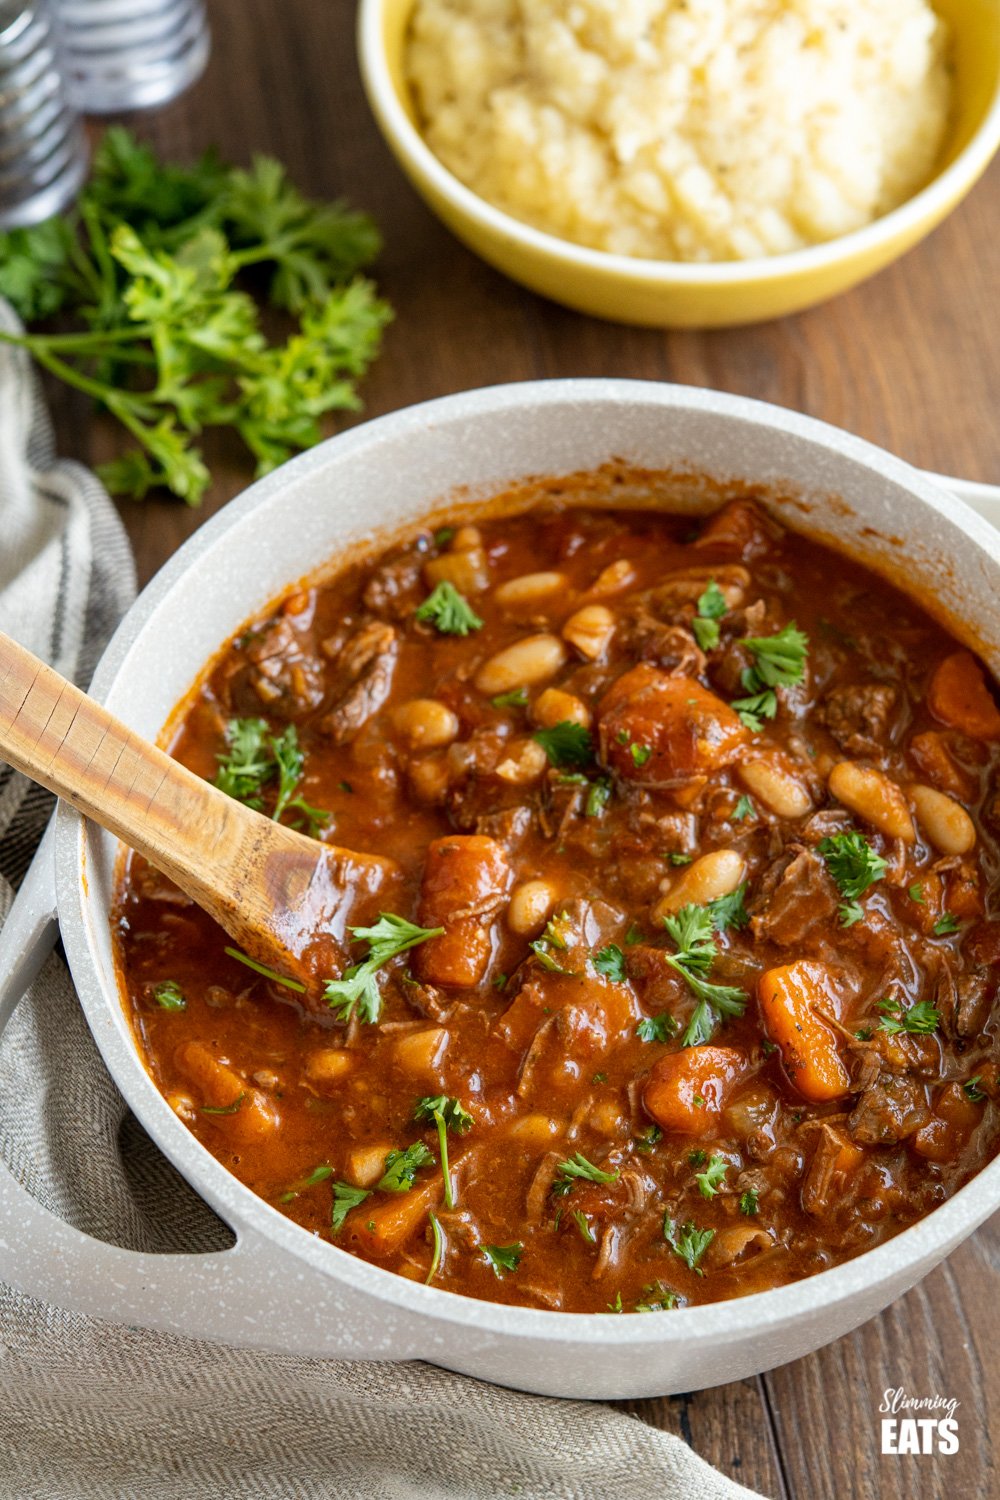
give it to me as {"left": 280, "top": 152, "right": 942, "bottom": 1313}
{"left": 0, "top": 0, "right": 88, "bottom": 229}
{"left": 53, "top": 0, "right": 210, "bottom": 113}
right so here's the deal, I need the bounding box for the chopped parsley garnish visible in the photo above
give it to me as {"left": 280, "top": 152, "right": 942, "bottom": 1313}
{"left": 152, "top": 980, "right": 186, "bottom": 1011}
{"left": 708, "top": 882, "right": 749, "bottom": 933}
{"left": 331, "top": 1181, "right": 370, "bottom": 1234}
{"left": 571, "top": 1209, "right": 596, "bottom": 1245}
{"left": 733, "top": 794, "right": 756, "bottom": 822}
{"left": 694, "top": 1154, "right": 728, "bottom": 1199}
{"left": 425, "top": 1210, "right": 444, "bottom": 1284}
{"left": 324, "top": 913, "right": 444, "bottom": 1024}
{"left": 532, "top": 719, "right": 594, "bottom": 768}
{"left": 432, "top": 526, "right": 455, "bottom": 548}
{"left": 630, "top": 742, "right": 653, "bottom": 768}
{"left": 415, "top": 580, "right": 483, "bottom": 636}
{"left": 482, "top": 1242, "right": 523, "bottom": 1276}
{"left": 731, "top": 621, "right": 809, "bottom": 729}
{"left": 663, "top": 1214, "right": 714, "bottom": 1274}
{"left": 688, "top": 1149, "right": 707, "bottom": 1167}
{"left": 740, "top": 1189, "right": 760, "bottom": 1216}
{"left": 635, "top": 1280, "right": 679, "bottom": 1312}
{"left": 278, "top": 1164, "right": 333, "bottom": 1203}
{"left": 636, "top": 1013, "right": 677, "bottom": 1043}
{"left": 661, "top": 904, "right": 748, "bottom": 1047}
{"left": 224, "top": 945, "right": 307, "bottom": 994}
{"left": 377, "top": 1141, "right": 436, "bottom": 1193}
{"left": 585, "top": 777, "right": 612, "bottom": 817}
{"left": 201, "top": 1092, "right": 246, "bottom": 1116}
{"left": 691, "top": 579, "right": 728, "bottom": 652}
{"left": 877, "top": 997, "right": 940, "bottom": 1036}
{"left": 491, "top": 686, "right": 529, "bottom": 709}
{"left": 606, "top": 1292, "right": 624, "bottom": 1313}
{"left": 594, "top": 944, "right": 626, "bottom": 982}
{"left": 933, "top": 912, "right": 961, "bottom": 936}
{"left": 908, "top": 882, "right": 926, "bottom": 904}
{"left": 635, "top": 1125, "right": 662, "bottom": 1152}
{"left": 414, "top": 1096, "right": 473, "bottom": 1210}
{"left": 215, "top": 718, "right": 329, "bottom": 835}
{"left": 624, "top": 923, "right": 644, "bottom": 946}
{"left": 553, "top": 1152, "right": 619, "bottom": 1196}
{"left": 818, "top": 830, "right": 888, "bottom": 927}
{"left": 529, "top": 914, "right": 572, "bottom": 974}
{"left": 964, "top": 1076, "right": 986, "bottom": 1103}
{"left": 667, "top": 852, "right": 693, "bottom": 866}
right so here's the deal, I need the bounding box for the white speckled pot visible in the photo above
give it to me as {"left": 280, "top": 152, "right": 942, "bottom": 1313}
{"left": 1, "top": 381, "right": 999, "bottom": 1399}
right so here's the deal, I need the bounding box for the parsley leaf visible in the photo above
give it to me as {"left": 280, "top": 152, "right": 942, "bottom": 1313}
{"left": 278, "top": 1163, "right": 333, "bottom": 1202}
{"left": 731, "top": 688, "right": 777, "bottom": 733}
{"left": 594, "top": 944, "right": 626, "bottom": 982}
{"left": 692, "top": 579, "right": 727, "bottom": 651}
{"left": 742, "top": 622, "right": 809, "bottom": 688}
{"left": 215, "top": 718, "right": 329, "bottom": 835}
{"left": 933, "top": 912, "right": 961, "bottom": 936}
{"left": 630, "top": 743, "right": 653, "bottom": 768}
{"left": 733, "top": 794, "right": 756, "bottom": 822}
{"left": 708, "top": 883, "right": 749, "bottom": 932}
{"left": 635, "top": 1280, "right": 679, "bottom": 1313}
{"left": 553, "top": 1152, "right": 619, "bottom": 1195}
{"left": 661, "top": 904, "right": 748, "bottom": 1047}
{"left": 482, "top": 1242, "right": 523, "bottom": 1276}
{"left": 964, "top": 1076, "right": 986, "bottom": 1104}
{"left": 636, "top": 1013, "right": 677, "bottom": 1043}
{"left": 533, "top": 720, "right": 595, "bottom": 768}
{"left": 492, "top": 687, "right": 528, "bottom": 709}
{"left": 529, "top": 915, "right": 573, "bottom": 974}
{"left": 331, "top": 1180, "right": 370, "bottom": 1234}
{"left": 415, "top": 580, "right": 483, "bottom": 636}
{"left": 378, "top": 1141, "right": 436, "bottom": 1193}
{"left": 663, "top": 1214, "right": 715, "bottom": 1273}
{"left": 877, "top": 998, "right": 940, "bottom": 1035}
{"left": 740, "top": 1189, "right": 760, "bottom": 1216}
{"left": 324, "top": 913, "right": 444, "bottom": 1024}
{"left": 585, "top": 777, "right": 613, "bottom": 817}
{"left": 908, "top": 882, "right": 926, "bottom": 904}
{"left": 152, "top": 980, "right": 186, "bottom": 1011}
{"left": 414, "top": 1095, "right": 473, "bottom": 1210}
{"left": 572, "top": 1208, "right": 596, "bottom": 1244}
{"left": 694, "top": 1154, "right": 728, "bottom": 1199}
{"left": 818, "top": 830, "right": 887, "bottom": 926}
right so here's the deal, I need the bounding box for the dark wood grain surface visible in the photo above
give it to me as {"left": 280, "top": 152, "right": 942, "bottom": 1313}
{"left": 47, "top": 3, "right": 1000, "bottom": 1494}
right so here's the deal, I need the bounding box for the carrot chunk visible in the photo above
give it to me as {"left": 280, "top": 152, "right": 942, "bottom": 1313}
{"left": 757, "top": 961, "right": 851, "bottom": 1102}
{"left": 927, "top": 651, "right": 1000, "bottom": 740}
{"left": 598, "top": 665, "right": 748, "bottom": 784}
{"left": 175, "top": 1040, "right": 279, "bottom": 1144}
{"left": 345, "top": 1177, "right": 442, "bottom": 1259}
{"left": 642, "top": 1045, "right": 748, "bottom": 1135}
{"left": 414, "top": 834, "right": 511, "bottom": 987}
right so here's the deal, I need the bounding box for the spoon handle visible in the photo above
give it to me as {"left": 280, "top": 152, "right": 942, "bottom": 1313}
{"left": 0, "top": 629, "right": 267, "bottom": 914}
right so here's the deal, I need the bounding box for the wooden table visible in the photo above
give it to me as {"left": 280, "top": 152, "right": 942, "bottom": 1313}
{"left": 48, "top": 3, "right": 1000, "bottom": 1495}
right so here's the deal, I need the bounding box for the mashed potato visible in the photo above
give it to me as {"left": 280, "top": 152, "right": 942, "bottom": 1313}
{"left": 406, "top": 0, "right": 952, "bottom": 262}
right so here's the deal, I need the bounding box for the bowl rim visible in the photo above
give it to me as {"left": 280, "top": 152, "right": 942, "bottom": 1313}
{"left": 61, "top": 379, "right": 1000, "bottom": 1350}
{"left": 357, "top": 0, "right": 1000, "bottom": 287}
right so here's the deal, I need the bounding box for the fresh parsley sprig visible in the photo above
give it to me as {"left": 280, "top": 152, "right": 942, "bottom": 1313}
{"left": 663, "top": 1214, "right": 714, "bottom": 1274}
{"left": 0, "top": 131, "right": 390, "bottom": 504}
{"left": 533, "top": 720, "right": 594, "bottom": 768}
{"left": 378, "top": 1141, "right": 436, "bottom": 1193}
{"left": 691, "top": 579, "right": 727, "bottom": 652}
{"left": 818, "top": 830, "right": 888, "bottom": 927}
{"left": 552, "top": 1153, "right": 619, "bottom": 1198}
{"left": 414, "top": 1096, "right": 473, "bottom": 1210}
{"left": 661, "top": 905, "right": 748, "bottom": 1047}
{"left": 415, "top": 581, "right": 483, "bottom": 636}
{"left": 877, "top": 997, "right": 940, "bottom": 1036}
{"left": 732, "top": 622, "right": 809, "bottom": 730}
{"left": 694, "top": 1154, "right": 728, "bottom": 1199}
{"left": 482, "top": 1242, "right": 523, "bottom": 1276}
{"left": 324, "top": 913, "right": 444, "bottom": 1024}
{"left": 215, "top": 718, "right": 329, "bottom": 836}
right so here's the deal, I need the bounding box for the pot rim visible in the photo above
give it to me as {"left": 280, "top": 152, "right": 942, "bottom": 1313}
{"left": 57, "top": 378, "right": 1000, "bottom": 1348}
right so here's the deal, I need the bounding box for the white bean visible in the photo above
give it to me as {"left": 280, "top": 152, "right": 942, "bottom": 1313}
{"left": 562, "top": 604, "right": 615, "bottom": 661}
{"left": 508, "top": 878, "right": 555, "bottom": 936}
{"left": 910, "top": 783, "right": 976, "bottom": 855}
{"left": 393, "top": 1027, "right": 449, "bottom": 1081}
{"left": 590, "top": 559, "right": 637, "bottom": 595}
{"left": 495, "top": 571, "right": 566, "bottom": 608}
{"left": 475, "top": 633, "right": 567, "bottom": 696}
{"left": 305, "top": 1049, "right": 355, "bottom": 1086}
{"left": 739, "top": 758, "right": 812, "bottom": 819}
{"left": 391, "top": 698, "right": 460, "bottom": 749}
{"left": 652, "top": 849, "right": 746, "bottom": 921}
{"left": 828, "top": 761, "right": 915, "bottom": 841}
{"left": 495, "top": 737, "right": 548, "bottom": 784}
{"left": 532, "top": 686, "right": 591, "bottom": 729}
{"left": 408, "top": 753, "right": 451, "bottom": 804}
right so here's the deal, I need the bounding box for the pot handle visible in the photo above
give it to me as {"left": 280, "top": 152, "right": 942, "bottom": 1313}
{"left": 0, "top": 829, "right": 421, "bottom": 1359}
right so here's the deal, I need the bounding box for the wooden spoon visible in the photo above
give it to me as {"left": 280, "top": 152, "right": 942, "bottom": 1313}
{"left": 0, "top": 632, "right": 400, "bottom": 996}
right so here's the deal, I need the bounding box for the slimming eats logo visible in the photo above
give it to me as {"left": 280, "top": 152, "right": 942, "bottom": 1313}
{"left": 879, "top": 1387, "right": 959, "bottom": 1455}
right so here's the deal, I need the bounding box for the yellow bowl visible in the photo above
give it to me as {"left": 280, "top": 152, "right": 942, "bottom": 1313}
{"left": 358, "top": 0, "right": 1000, "bottom": 328}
